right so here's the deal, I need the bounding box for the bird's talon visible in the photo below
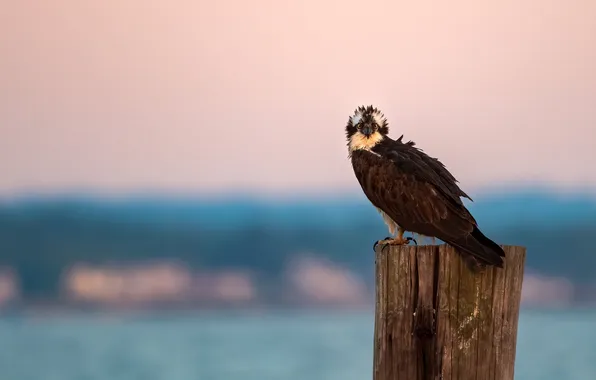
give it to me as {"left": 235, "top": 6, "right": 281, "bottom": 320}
{"left": 374, "top": 236, "right": 418, "bottom": 250}
{"left": 373, "top": 240, "right": 385, "bottom": 251}
{"left": 406, "top": 237, "right": 418, "bottom": 245}
{"left": 373, "top": 237, "right": 393, "bottom": 251}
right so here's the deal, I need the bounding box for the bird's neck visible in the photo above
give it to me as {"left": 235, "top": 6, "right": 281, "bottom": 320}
{"left": 348, "top": 131, "right": 384, "bottom": 155}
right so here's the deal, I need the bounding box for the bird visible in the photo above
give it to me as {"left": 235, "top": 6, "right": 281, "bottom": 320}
{"left": 345, "top": 105, "right": 505, "bottom": 270}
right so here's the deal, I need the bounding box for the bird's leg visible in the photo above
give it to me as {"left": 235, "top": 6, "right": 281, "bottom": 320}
{"left": 373, "top": 227, "right": 418, "bottom": 251}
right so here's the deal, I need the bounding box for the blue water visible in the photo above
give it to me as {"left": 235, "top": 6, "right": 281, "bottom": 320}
{"left": 0, "top": 310, "right": 594, "bottom": 380}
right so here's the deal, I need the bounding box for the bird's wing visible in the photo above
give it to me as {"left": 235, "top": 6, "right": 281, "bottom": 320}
{"left": 351, "top": 148, "right": 474, "bottom": 242}
{"left": 352, "top": 140, "right": 504, "bottom": 265}
{"left": 351, "top": 144, "right": 503, "bottom": 266}
{"left": 395, "top": 134, "right": 473, "bottom": 204}
{"left": 352, "top": 151, "right": 468, "bottom": 236}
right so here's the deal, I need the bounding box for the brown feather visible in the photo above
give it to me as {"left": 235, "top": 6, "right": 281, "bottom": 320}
{"left": 351, "top": 141, "right": 503, "bottom": 267}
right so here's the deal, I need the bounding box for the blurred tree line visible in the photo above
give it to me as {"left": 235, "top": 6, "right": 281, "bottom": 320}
{"left": 1, "top": 200, "right": 595, "bottom": 300}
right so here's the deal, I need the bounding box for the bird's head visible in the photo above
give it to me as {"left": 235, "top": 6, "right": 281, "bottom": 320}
{"left": 345, "top": 105, "right": 389, "bottom": 154}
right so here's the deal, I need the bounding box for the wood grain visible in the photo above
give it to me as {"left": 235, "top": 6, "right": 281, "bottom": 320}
{"left": 373, "top": 244, "right": 526, "bottom": 380}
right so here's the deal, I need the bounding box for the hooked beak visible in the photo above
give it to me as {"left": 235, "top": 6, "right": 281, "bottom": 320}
{"left": 361, "top": 125, "right": 373, "bottom": 137}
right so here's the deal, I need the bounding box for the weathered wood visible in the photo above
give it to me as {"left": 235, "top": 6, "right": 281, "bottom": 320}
{"left": 373, "top": 244, "right": 526, "bottom": 380}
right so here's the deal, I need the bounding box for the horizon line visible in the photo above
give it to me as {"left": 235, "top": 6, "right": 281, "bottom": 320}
{"left": 2, "top": 184, "right": 596, "bottom": 204}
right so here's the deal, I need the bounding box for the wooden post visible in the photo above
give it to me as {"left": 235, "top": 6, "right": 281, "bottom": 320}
{"left": 373, "top": 244, "right": 526, "bottom": 380}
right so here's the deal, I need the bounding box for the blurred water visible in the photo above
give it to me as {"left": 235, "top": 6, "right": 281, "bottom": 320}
{"left": 0, "top": 310, "right": 594, "bottom": 380}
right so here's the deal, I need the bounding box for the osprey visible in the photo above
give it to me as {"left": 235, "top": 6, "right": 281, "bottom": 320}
{"left": 346, "top": 105, "right": 505, "bottom": 270}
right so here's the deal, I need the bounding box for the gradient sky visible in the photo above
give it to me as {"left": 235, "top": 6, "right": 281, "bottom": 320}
{"left": 2, "top": 0, "right": 596, "bottom": 198}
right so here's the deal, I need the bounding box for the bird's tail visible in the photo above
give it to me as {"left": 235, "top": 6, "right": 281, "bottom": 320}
{"left": 447, "top": 226, "right": 505, "bottom": 268}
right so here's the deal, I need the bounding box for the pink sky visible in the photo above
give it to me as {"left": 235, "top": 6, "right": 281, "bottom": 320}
{"left": 1, "top": 0, "right": 596, "bottom": 198}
